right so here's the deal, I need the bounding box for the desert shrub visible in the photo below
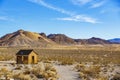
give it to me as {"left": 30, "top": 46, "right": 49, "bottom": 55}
{"left": 32, "top": 66, "right": 44, "bottom": 78}
{"left": 75, "top": 64, "right": 102, "bottom": 79}
{"left": 42, "top": 63, "right": 58, "bottom": 80}
{"left": 42, "top": 70, "right": 57, "bottom": 80}
{"left": 97, "top": 77, "right": 108, "bottom": 80}
{"left": 75, "top": 63, "right": 120, "bottom": 80}
{"left": 14, "top": 65, "right": 23, "bottom": 70}
{"left": 82, "top": 65, "right": 101, "bottom": 78}
{"left": 0, "top": 68, "right": 8, "bottom": 72}
{"left": 12, "top": 63, "right": 58, "bottom": 80}
{"left": 29, "top": 63, "right": 58, "bottom": 80}
{"left": 0, "top": 68, "right": 13, "bottom": 79}
{"left": 111, "top": 74, "right": 120, "bottom": 80}
{"left": 14, "top": 73, "right": 32, "bottom": 80}
{"left": 75, "top": 63, "right": 85, "bottom": 72}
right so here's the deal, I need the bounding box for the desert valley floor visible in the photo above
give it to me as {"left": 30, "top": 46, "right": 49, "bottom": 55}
{"left": 0, "top": 45, "right": 120, "bottom": 80}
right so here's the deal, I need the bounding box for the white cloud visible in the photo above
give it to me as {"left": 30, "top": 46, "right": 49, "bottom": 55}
{"left": 28, "top": 0, "right": 74, "bottom": 16}
{"left": 27, "top": 0, "right": 99, "bottom": 24}
{"left": 0, "top": 16, "right": 13, "bottom": 21}
{"left": 57, "top": 15, "right": 99, "bottom": 24}
{"left": 91, "top": 1, "right": 106, "bottom": 8}
{"left": 71, "top": 0, "right": 107, "bottom": 8}
{"left": 71, "top": 0, "right": 92, "bottom": 5}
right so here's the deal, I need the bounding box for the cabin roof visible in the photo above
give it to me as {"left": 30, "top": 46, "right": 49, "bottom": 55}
{"left": 16, "top": 49, "right": 37, "bottom": 55}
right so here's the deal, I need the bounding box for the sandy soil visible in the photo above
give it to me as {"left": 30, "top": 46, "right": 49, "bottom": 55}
{"left": 54, "top": 65, "right": 80, "bottom": 80}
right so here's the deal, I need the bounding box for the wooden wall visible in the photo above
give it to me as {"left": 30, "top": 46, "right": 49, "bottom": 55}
{"left": 28, "top": 51, "right": 38, "bottom": 64}
{"left": 16, "top": 51, "right": 38, "bottom": 64}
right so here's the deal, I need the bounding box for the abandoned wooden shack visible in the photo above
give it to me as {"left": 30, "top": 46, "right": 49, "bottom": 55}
{"left": 16, "top": 49, "right": 38, "bottom": 64}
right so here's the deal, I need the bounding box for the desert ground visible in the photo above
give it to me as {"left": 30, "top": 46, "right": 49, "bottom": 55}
{"left": 0, "top": 45, "right": 120, "bottom": 80}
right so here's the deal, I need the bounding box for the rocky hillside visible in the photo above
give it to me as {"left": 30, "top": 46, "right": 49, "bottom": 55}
{"left": 0, "top": 30, "right": 116, "bottom": 47}
{"left": 47, "top": 34, "right": 76, "bottom": 45}
{"left": 108, "top": 38, "right": 120, "bottom": 43}
{"left": 75, "top": 37, "right": 112, "bottom": 45}
{"left": 0, "top": 30, "right": 56, "bottom": 47}
{"left": 47, "top": 34, "right": 113, "bottom": 45}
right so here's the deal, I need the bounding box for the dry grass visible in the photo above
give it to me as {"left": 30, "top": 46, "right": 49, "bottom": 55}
{"left": 37, "top": 49, "right": 120, "bottom": 65}
{"left": 111, "top": 74, "right": 120, "bottom": 80}
{"left": 75, "top": 64, "right": 102, "bottom": 79}
{"left": 0, "top": 45, "right": 120, "bottom": 80}
{"left": 75, "top": 63, "right": 120, "bottom": 80}
{"left": 0, "top": 46, "right": 120, "bottom": 65}
{"left": 0, "top": 62, "right": 58, "bottom": 80}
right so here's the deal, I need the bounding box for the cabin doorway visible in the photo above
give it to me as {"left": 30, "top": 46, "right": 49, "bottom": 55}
{"left": 32, "top": 56, "right": 34, "bottom": 64}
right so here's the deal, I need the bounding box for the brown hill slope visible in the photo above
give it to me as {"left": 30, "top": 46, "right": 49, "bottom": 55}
{"left": 75, "top": 37, "right": 112, "bottom": 45}
{"left": 47, "top": 34, "right": 112, "bottom": 45}
{"left": 0, "top": 30, "right": 114, "bottom": 47}
{"left": 47, "top": 34, "right": 76, "bottom": 45}
{"left": 0, "top": 30, "right": 56, "bottom": 47}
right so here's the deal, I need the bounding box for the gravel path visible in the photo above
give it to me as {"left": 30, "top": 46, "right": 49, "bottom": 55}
{"left": 54, "top": 65, "right": 80, "bottom": 80}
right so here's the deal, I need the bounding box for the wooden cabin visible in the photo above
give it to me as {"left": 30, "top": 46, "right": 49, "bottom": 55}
{"left": 16, "top": 49, "right": 38, "bottom": 64}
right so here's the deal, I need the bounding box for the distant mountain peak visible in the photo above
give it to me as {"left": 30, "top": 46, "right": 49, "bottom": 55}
{"left": 0, "top": 30, "right": 118, "bottom": 47}
{"left": 90, "top": 37, "right": 104, "bottom": 40}
{"left": 17, "top": 29, "right": 24, "bottom": 32}
{"left": 47, "top": 34, "right": 75, "bottom": 45}
{"left": 0, "top": 30, "right": 56, "bottom": 47}
{"left": 108, "top": 38, "right": 120, "bottom": 43}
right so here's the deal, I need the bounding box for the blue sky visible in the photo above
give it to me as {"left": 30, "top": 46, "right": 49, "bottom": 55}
{"left": 0, "top": 0, "right": 120, "bottom": 39}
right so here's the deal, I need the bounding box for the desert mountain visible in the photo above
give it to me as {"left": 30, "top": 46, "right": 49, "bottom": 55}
{"left": 0, "top": 30, "right": 116, "bottom": 47}
{"left": 108, "top": 38, "right": 120, "bottom": 43}
{"left": 47, "top": 34, "right": 113, "bottom": 45}
{"left": 75, "top": 37, "right": 112, "bottom": 45}
{"left": 47, "top": 34, "right": 76, "bottom": 45}
{"left": 40, "top": 33, "right": 47, "bottom": 38}
{"left": 0, "top": 30, "right": 56, "bottom": 47}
